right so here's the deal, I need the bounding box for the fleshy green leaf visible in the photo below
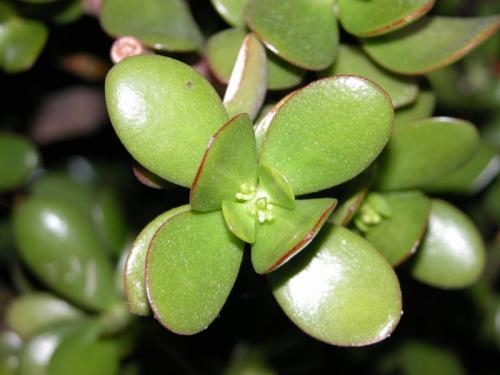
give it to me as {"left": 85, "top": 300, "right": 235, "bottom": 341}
{"left": 363, "top": 191, "right": 431, "bottom": 266}
{"left": 13, "top": 196, "right": 118, "bottom": 311}
{"left": 211, "top": 0, "right": 247, "bottom": 27}
{"left": 375, "top": 117, "right": 480, "bottom": 190}
{"left": 0, "top": 132, "right": 40, "bottom": 191}
{"left": 245, "top": 0, "right": 339, "bottom": 70}
{"left": 124, "top": 205, "right": 190, "bottom": 316}
{"left": 269, "top": 224, "right": 402, "bottom": 346}
{"left": 338, "top": 0, "right": 435, "bottom": 37}
{"left": 320, "top": 45, "right": 418, "bottom": 108}
{"left": 422, "top": 142, "right": 499, "bottom": 194}
{"left": 0, "top": 18, "right": 48, "bottom": 73}
{"left": 264, "top": 53, "right": 304, "bottom": 91}
{"left": 190, "top": 113, "right": 257, "bottom": 211}
{"left": 105, "top": 55, "right": 229, "bottom": 187}
{"left": 393, "top": 89, "right": 436, "bottom": 127}
{"left": 222, "top": 200, "right": 256, "bottom": 243}
{"left": 258, "top": 76, "right": 393, "bottom": 195}
{"left": 206, "top": 28, "right": 247, "bottom": 83}
{"left": 223, "top": 33, "right": 267, "bottom": 120}
{"left": 100, "top": 0, "right": 202, "bottom": 52}
{"left": 251, "top": 198, "right": 336, "bottom": 274}
{"left": 257, "top": 165, "right": 295, "bottom": 209}
{"left": 18, "top": 320, "right": 94, "bottom": 375}
{"left": 411, "top": 199, "right": 486, "bottom": 289}
{"left": 206, "top": 28, "right": 304, "bottom": 90}
{"left": 7, "top": 293, "right": 84, "bottom": 339}
{"left": 146, "top": 210, "right": 244, "bottom": 334}
{"left": 362, "top": 16, "right": 500, "bottom": 75}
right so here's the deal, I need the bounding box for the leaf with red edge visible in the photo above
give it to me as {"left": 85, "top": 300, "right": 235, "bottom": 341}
{"left": 223, "top": 33, "right": 267, "bottom": 120}
{"left": 269, "top": 224, "right": 402, "bottom": 346}
{"left": 124, "top": 205, "right": 190, "bottom": 316}
{"left": 362, "top": 16, "right": 500, "bottom": 75}
{"left": 251, "top": 198, "right": 336, "bottom": 274}
{"left": 146, "top": 210, "right": 244, "bottom": 334}
{"left": 338, "top": 0, "right": 435, "bottom": 37}
{"left": 257, "top": 76, "right": 393, "bottom": 195}
{"left": 190, "top": 113, "right": 258, "bottom": 211}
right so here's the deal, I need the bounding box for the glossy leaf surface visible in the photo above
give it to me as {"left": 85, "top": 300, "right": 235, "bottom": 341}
{"left": 364, "top": 191, "right": 431, "bottom": 266}
{"left": 0, "top": 18, "right": 48, "bottom": 73}
{"left": 100, "top": 0, "right": 202, "bottom": 51}
{"left": 321, "top": 45, "right": 418, "bottom": 108}
{"left": 7, "top": 293, "right": 84, "bottom": 339}
{"left": 211, "top": 0, "right": 247, "bottom": 26}
{"left": 223, "top": 33, "right": 267, "bottom": 120}
{"left": 411, "top": 200, "right": 485, "bottom": 288}
{"left": 251, "top": 198, "right": 336, "bottom": 274}
{"left": 190, "top": 113, "right": 257, "bottom": 211}
{"left": 422, "top": 142, "right": 499, "bottom": 194}
{"left": 362, "top": 16, "right": 500, "bottom": 74}
{"left": 13, "top": 196, "right": 117, "bottom": 311}
{"left": 206, "top": 28, "right": 304, "bottom": 90}
{"left": 105, "top": 55, "right": 229, "bottom": 187}
{"left": 146, "top": 210, "right": 243, "bottom": 334}
{"left": 269, "top": 224, "right": 401, "bottom": 346}
{"left": 393, "top": 89, "right": 436, "bottom": 127}
{"left": 245, "top": 0, "right": 339, "bottom": 70}
{"left": 0, "top": 132, "right": 40, "bottom": 191}
{"left": 258, "top": 76, "right": 393, "bottom": 195}
{"left": 376, "top": 117, "right": 479, "bottom": 190}
{"left": 338, "top": 0, "right": 434, "bottom": 36}
{"left": 125, "top": 205, "right": 190, "bottom": 316}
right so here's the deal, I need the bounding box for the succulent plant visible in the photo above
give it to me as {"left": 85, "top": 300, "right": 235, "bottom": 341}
{"left": 97, "top": 0, "right": 500, "bottom": 348}
{"left": 1, "top": 0, "right": 499, "bottom": 372}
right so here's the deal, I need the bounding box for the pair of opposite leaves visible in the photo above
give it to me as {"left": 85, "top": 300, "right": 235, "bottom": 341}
{"left": 101, "top": 0, "right": 500, "bottom": 74}
{"left": 106, "top": 54, "right": 404, "bottom": 346}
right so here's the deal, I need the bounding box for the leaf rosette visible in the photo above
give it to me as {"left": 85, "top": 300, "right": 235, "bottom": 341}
{"left": 105, "top": 54, "right": 404, "bottom": 345}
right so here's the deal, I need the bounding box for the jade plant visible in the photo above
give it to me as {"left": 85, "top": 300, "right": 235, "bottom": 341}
{"left": 99, "top": 0, "right": 499, "bottom": 347}
{"left": 1, "top": 1, "right": 498, "bottom": 372}
{"left": 106, "top": 55, "right": 402, "bottom": 345}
